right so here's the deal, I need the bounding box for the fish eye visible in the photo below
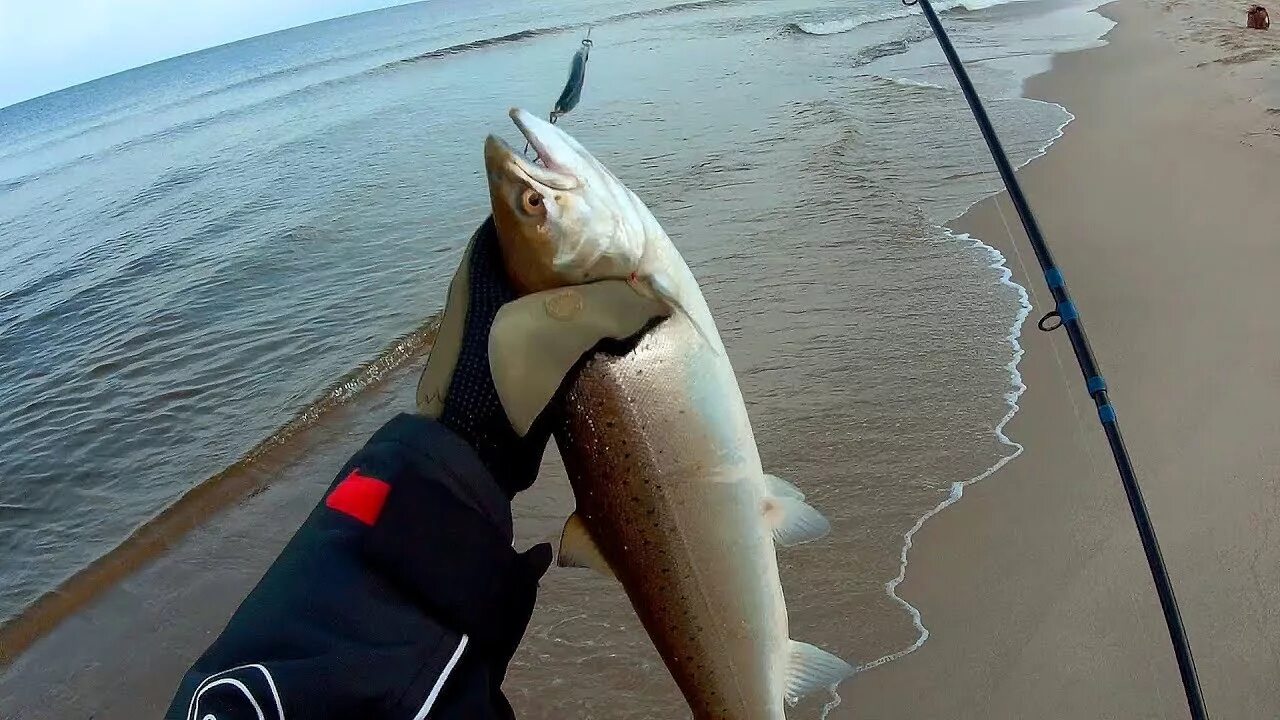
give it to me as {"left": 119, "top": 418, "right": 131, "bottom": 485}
{"left": 521, "top": 188, "right": 545, "bottom": 215}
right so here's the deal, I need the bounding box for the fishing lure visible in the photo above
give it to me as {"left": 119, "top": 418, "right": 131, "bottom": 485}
{"left": 551, "top": 28, "right": 592, "bottom": 124}
{"left": 525, "top": 28, "right": 593, "bottom": 158}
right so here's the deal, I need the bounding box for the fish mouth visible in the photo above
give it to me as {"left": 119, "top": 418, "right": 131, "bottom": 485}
{"left": 510, "top": 108, "right": 563, "bottom": 170}
{"left": 486, "top": 108, "right": 581, "bottom": 191}
{"left": 485, "top": 135, "right": 572, "bottom": 194}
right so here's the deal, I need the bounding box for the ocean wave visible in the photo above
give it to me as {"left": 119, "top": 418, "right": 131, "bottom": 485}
{"left": 216, "top": 0, "right": 739, "bottom": 114}
{"left": 885, "top": 76, "right": 948, "bottom": 90}
{"left": 384, "top": 26, "right": 569, "bottom": 68}
{"left": 785, "top": 0, "right": 1031, "bottom": 37}
{"left": 384, "top": 0, "right": 734, "bottom": 69}
{"left": 848, "top": 25, "right": 933, "bottom": 68}
{"left": 785, "top": 10, "right": 913, "bottom": 36}
{"left": 7, "top": 0, "right": 741, "bottom": 184}
{"left": 956, "top": 0, "right": 1034, "bottom": 10}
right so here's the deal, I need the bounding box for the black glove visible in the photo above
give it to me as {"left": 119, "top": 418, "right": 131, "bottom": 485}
{"left": 418, "top": 217, "right": 551, "bottom": 498}
{"left": 165, "top": 414, "right": 551, "bottom": 720}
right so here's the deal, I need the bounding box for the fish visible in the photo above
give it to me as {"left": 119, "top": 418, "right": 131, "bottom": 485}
{"left": 479, "top": 108, "right": 855, "bottom": 719}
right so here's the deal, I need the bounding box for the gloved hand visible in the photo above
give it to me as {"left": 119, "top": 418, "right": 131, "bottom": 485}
{"left": 417, "top": 217, "right": 551, "bottom": 498}
{"left": 165, "top": 219, "right": 570, "bottom": 720}
{"left": 167, "top": 218, "right": 665, "bottom": 720}
{"left": 165, "top": 414, "right": 554, "bottom": 720}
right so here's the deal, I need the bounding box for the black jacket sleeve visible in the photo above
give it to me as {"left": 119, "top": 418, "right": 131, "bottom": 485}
{"left": 165, "top": 413, "right": 551, "bottom": 720}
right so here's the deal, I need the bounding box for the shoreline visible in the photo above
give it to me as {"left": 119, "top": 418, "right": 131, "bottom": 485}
{"left": 0, "top": 317, "right": 440, "bottom": 667}
{"left": 863, "top": 233, "right": 1033, "bottom": 672}
{"left": 866, "top": 8, "right": 1095, "bottom": 669}
{"left": 848, "top": 0, "right": 1280, "bottom": 716}
{"left": 0, "top": 362, "right": 425, "bottom": 716}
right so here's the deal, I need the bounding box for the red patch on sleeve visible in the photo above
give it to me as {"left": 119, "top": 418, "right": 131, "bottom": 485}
{"left": 325, "top": 470, "right": 390, "bottom": 526}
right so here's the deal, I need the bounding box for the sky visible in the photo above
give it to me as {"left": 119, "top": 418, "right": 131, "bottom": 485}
{"left": 0, "top": 0, "right": 416, "bottom": 109}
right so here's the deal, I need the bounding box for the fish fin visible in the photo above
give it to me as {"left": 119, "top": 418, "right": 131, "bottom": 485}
{"left": 784, "top": 640, "right": 856, "bottom": 706}
{"left": 416, "top": 243, "right": 473, "bottom": 417}
{"left": 558, "top": 512, "right": 614, "bottom": 578}
{"left": 764, "top": 473, "right": 806, "bottom": 501}
{"left": 489, "top": 279, "right": 668, "bottom": 436}
{"left": 638, "top": 272, "right": 720, "bottom": 354}
{"left": 762, "top": 496, "right": 830, "bottom": 547}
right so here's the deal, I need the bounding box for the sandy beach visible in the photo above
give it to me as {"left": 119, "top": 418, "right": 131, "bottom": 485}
{"left": 850, "top": 0, "right": 1280, "bottom": 717}
{"left": 3, "top": 0, "right": 1279, "bottom": 717}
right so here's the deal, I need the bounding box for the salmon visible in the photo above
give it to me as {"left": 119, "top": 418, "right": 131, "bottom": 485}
{"left": 479, "top": 109, "right": 854, "bottom": 719}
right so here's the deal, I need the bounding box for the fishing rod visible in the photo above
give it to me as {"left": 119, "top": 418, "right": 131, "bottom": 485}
{"left": 904, "top": 1, "right": 1209, "bottom": 717}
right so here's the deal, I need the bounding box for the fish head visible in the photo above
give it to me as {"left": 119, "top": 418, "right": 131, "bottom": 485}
{"left": 480, "top": 110, "right": 722, "bottom": 435}
{"left": 484, "top": 107, "right": 656, "bottom": 294}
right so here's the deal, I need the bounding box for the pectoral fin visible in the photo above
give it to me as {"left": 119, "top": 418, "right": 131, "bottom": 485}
{"left": 764, "top": 473, "right": 806, "bottom": 501}
{"left": 489, "top": 279, "right": 668, "bottom": 436}
{"left": 762, "top": 495, "right": 831, "bottom": 547}
{"left": 558, "top": 512, "right": 614, "bottom": 578}
{"left": 784, "top": 641, "right": 855, "bottom": 705}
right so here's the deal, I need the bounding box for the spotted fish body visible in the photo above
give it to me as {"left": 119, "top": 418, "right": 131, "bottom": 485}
{"left": 481, "top": 108, "right": 854, "bottom": 718}
{"left": 559, "top": 311, "right": 792, "bottom": 719}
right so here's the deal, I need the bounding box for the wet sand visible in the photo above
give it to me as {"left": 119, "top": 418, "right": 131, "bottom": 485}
{"left": 849, "top": 0, "right": 1280, "bottom": 717}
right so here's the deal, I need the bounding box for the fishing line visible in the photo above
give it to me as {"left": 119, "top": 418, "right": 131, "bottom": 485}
{"left": 996, "top": 193, "right": 1170, "bottom": 718}
{"left": 998, "top": 188, "right": 1163, "bottom": 704}
{"left": 905, "top": 1, "right": 1209, "bottom": 717}
{"left": 993, "top": 192, "right": 1109, "bottom": 519}
{"left": 992, "top": 195, "right": 1093, "bottom": 456}
{"left": 993, "top": 195, "right": 1108, "bottom": 499}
